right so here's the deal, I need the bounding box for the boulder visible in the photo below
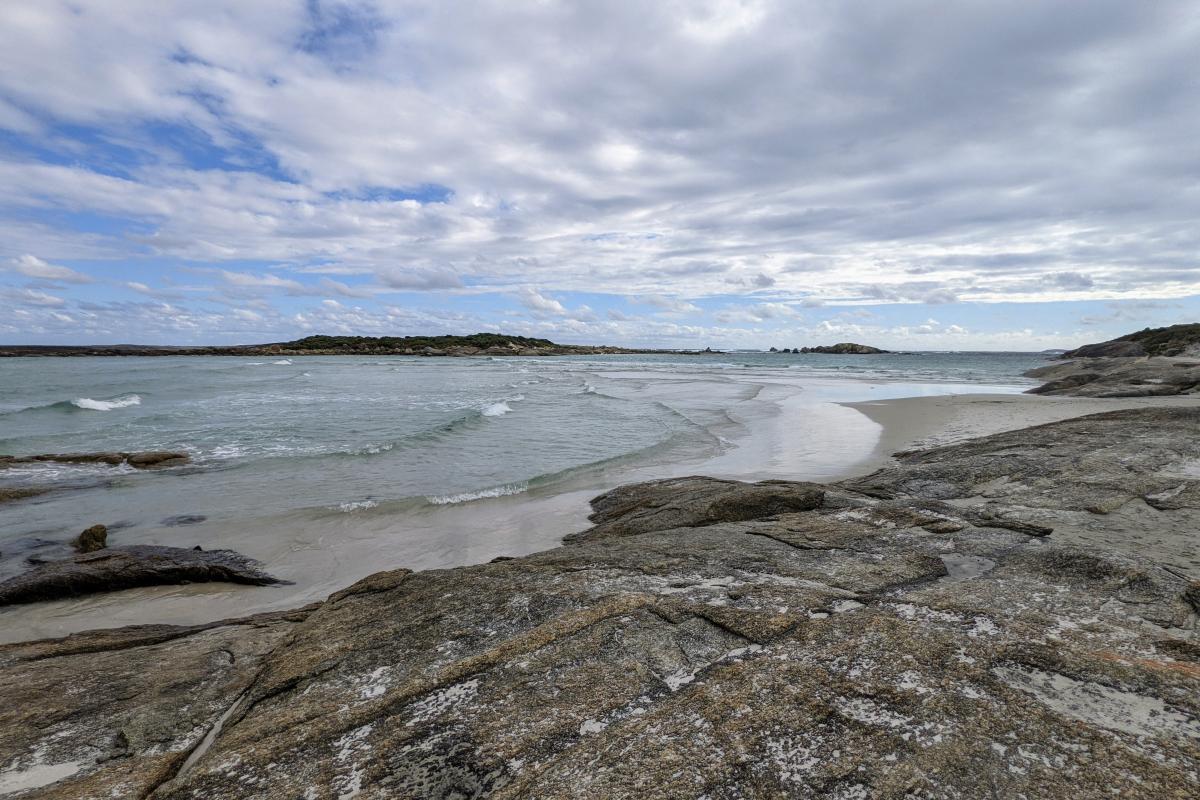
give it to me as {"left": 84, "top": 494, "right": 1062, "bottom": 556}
{"left": 0, "top": 546, "right": 288, "bottom": 606}
{"left": 72, "top": 524, "right": 107, "bottom": 553}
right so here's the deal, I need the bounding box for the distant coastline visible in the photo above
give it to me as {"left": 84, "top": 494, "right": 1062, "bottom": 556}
{"left": 0, "top": 333, "right": 896, "bottom": 358}
{"left": 0, "top": 334, "right": 655, "bottom": 358}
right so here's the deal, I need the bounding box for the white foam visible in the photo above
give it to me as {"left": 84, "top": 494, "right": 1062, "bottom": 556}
{"left": 427, "top": 483, "right": 528, "bottom": 505}
{"left": 272, "top": 359, "right": 293, "bottom": 365}
{"left": 334, "top": 500, "right": 379, "bottom": 513}
{"left": 71, "top": 394, "right": 141, "bottom": 411}
{"left": 481, "top": 402, "right": 510, "bottom": 417}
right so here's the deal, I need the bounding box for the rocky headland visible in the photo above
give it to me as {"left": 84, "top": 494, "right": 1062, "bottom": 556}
{"left": 1, "top": 407, "right": 1197, "bottom": 798}
{"left": 800, "top": 343, "right": 890, "bottom": 354}
{"left": 1025, "top": 324, "right": 1200, "bottom": 397}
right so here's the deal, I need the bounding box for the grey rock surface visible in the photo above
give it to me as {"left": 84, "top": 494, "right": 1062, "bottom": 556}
{"left": 1026, "top": 357, "right": 1200, "bottom": 397}
{"left": 1, "top": 408, "right": 1198, "bottom": 798}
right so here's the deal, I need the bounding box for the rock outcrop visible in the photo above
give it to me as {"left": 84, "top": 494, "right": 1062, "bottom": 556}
{"left": 0, "top": 451, "right": 190, "bottom": 469}
{"left": 1026, "top": 357, "right": 1200, "bottom": 397}
{"left": 1, "top": 409, "right": 1198, "bottom": 798}
{"left": 0, "top": 546, "right": 288, "bottom": 606}
{"left": 799, "top": 343, "right": 889, "bottom": 354}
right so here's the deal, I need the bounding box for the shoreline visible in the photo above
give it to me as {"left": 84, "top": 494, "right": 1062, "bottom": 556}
{"left": 0, "top": 372, "right": 1019, "bottom": 644}
{"left": 845, "top": 391, "right": 1200, "bottom": 475}
{"left": 4, "top": 388, "right": 1199, "bottom": 646}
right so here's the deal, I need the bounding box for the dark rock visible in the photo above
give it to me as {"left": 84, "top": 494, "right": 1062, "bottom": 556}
{"left": 72, "top": 524, "right": 108, "bottom": 553}
{"left": 125, "top": 451, "right": 190, "bottom": 468}
{"left": 0, "top": 546, "right": 288, "bottom": 606}
{"left": 0, "top": 451, "right": 191, "bottom": 469}
{"left": 161, "top": 514, "right": 207, "bottom": 527}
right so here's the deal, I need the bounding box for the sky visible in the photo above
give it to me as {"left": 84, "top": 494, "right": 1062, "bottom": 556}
{"left": 1, "top": 1, "right": 1199, "bottom": 351}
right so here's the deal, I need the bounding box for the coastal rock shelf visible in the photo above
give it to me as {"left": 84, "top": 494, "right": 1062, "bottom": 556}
{"left": 1026, "top": 357, "right": 1200, "bottom": 397}
{"left": 1, "top": 409, "right": 1198, "bottom": 797}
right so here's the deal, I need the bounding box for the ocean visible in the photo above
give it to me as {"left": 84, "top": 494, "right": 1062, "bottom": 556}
{"left": 0, "top": 351, "right": 1047, "bottom": 639}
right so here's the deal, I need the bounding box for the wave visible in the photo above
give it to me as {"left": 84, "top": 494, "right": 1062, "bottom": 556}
{"left": 481, "top": 402, "right": 511, "bottom": 417}
{"left": 481, "top": 394, "right": 523, "bottom": 417}
{"left": 426, "top": 482, "right": 529, "bottom": 505}
{"left": 71, "top": 394, "right": 142, "bottom": 411}
{"left": 272, "top": 359, "right": 293, "bottom": 365}
{"left": 332, "top": 499, "right": 379, "bottom": 513}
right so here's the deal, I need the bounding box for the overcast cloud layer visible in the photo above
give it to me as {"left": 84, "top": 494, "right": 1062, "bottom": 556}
{"left": 1, "top": 1, "right": 1199, "bottom": 349}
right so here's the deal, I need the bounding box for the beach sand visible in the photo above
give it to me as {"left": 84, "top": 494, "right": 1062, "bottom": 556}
{"left": 846, "top": 392, "right": 1200, "bottom": 475}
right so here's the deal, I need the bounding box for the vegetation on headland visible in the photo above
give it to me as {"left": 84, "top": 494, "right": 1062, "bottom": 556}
{"left": 769, "top": 342, "right": 889, "bottom": 354}
{"left": 1063, "top": 323, "right": 1200, "bottom": 358}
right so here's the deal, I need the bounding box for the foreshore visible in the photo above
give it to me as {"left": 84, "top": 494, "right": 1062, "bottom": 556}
{"left": 2, "top": 391, "right": 1199, "bottom": 797}
{"left": 5, "top": 391, "right": 1200, "bottom": 644}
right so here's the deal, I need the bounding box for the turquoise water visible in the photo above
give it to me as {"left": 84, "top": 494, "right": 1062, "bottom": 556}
{"left": 0, "top": 351, "right": 1047, "bottom": 640}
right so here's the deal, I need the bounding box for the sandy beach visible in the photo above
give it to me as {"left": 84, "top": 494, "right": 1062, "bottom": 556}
{"left": 847, "top": 391, "right": 1200, "bottom": 475}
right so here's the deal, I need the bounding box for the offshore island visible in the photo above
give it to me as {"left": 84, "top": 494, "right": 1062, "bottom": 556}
{"left": 0, "top": 325, "right": 1198, "bottom": 798}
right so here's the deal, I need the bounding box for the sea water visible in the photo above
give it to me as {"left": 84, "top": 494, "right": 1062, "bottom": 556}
{"left": 0, "top": 351, "right": 1046, "bottom": 640}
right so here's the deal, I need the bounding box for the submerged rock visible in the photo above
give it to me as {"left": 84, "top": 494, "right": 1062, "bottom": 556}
{"left": 0, "top": 546, "right": 288, "bottom": 606}
{"left": 1, "top": 408, "right": 1198, "bottom": 798}
{"left": 0, "top": 451, "right": 190, "bottom": 469}
{"left": 0, "top": 486, "right": 48, "bottom": 504}
{"left": 160, "top": 515, "right": 207, "bottom": 527}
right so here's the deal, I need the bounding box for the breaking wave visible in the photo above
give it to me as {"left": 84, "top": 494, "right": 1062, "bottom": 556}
{"left": 426, "top": 482, "right": 529, "bottom": 505}
{"left": 71, "top": 394, "right": 142, "bottom": 411}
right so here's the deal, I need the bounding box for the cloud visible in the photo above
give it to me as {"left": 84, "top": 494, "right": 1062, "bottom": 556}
{"left": 715, "top": 302, "right": 802, "bottom": 323}
{"left": 517, "top": 287, "right": 567, "bottom": 316}
{"left": 2, "top": 2, "right": 1200, "bottom": 343}
{"left": 7, "top": 255, "right": 92, "bottom": 284}
{"left": 636, "top": 295, "right": 701, "bottom": 315}
{"left": 5, "top": 287, "right": 66, "bottom": 307}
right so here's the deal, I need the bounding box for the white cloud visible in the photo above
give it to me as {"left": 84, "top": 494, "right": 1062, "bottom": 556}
{"left": 1, "top": 1, "right": 1199, "bottom": 343}
{"left": 517, "top": 287, "right": 567, "bottom": 316}
{"left": 7, "top": 254, "right": 92, "bottom": 284}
